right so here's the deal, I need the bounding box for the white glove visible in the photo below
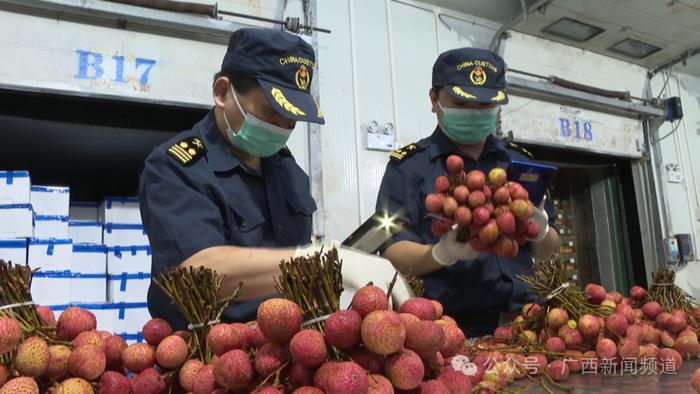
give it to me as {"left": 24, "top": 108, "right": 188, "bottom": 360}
{"left": 336, "top": 245, "right": 414, "bottom": 310}
{"left": 431, "top": 227, "right": 479, "bottom": 266}
{"left": 527, "top": 196, "right": 550, "bottom": 243}
{"left": 294, "top": 241, "right": 414, "bottom": 310}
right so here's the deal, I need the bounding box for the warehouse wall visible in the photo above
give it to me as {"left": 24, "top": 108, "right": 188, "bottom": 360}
{"left": 650, "top": 72, "right": 700, "bottom": 297}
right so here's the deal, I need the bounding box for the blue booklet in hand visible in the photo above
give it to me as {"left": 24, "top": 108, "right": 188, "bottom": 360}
{"left": 506, "top": 160, "right": 557, "bottom": 205}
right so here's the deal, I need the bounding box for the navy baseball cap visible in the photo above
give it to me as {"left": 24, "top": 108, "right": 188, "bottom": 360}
{"left": 221, "top": 28, "right": 324, "bottom": 124}
{"left": 432, "top": 48, "right": 508, "bottom": 104}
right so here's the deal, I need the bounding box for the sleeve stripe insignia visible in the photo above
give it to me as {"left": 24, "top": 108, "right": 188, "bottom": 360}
{"left": 389, "top": 143, "right": 419, "bottom": 163}
{"left": 167, "top": 136, "right": 206, "bottom": 166}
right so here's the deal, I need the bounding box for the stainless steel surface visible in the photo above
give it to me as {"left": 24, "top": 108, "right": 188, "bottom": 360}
{"left": 524, "top": 359, "right": 699, "bottom": 393}
{"left": 507, "top": 76, "right": 666, "bottom": 119}
{"left": 631, "top": 158, "right": 663, "bottom": 285}
{"left": 591, "top": 172, "right": 616, "bottom": 291}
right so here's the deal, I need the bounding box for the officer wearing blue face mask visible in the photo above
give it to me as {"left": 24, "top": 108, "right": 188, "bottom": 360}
{"left": 140, "top": 28, "right": 413, "bottom": 330}
{"left": 376, "top": 48, "right": 561, "bottom": 337}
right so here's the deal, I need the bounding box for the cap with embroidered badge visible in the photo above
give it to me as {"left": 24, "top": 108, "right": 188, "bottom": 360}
{"left": 220, "top": 28, "right": 324, "bottom": 124}
{"left": 432, "top": 47, "right": 508, "bottom": 105}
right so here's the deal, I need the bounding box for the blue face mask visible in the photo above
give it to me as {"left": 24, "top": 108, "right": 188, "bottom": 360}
{"left": 223, "top": 85, "right": 293, "bottom": 158}
{"left": 438, "top": 101, "right": 498, "bottom": 145}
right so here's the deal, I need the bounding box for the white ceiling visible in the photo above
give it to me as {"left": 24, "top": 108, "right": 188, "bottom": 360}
{"left": 419, "top": 0, "right": 700, "bottom": 77}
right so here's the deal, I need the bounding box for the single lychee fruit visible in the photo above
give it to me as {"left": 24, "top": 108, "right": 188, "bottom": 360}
{"left": 493, "top": 326, "right": 513, "bottom": 341}
{"left": 438, "top": 369, "right": 471, "bottom": 394}
{"left": 207, "top": 323, "right": 244, "bottom": 357}
{"left": 35, "top": 306, "right": 56, "bottom": 326}
{"left": 439, "top": 322, "right": 466, "bottom": 357}
{"left": 584, "top": 284, "right": 606, "bottom": 305}
{"left": 42, "top": 345, "right": 71, "bottom": 380}
{"left": 399, "top": 312, "right": 421, "bottom": 328}
{"left": 324, "top": 310, "right": 362, "bottom": 349}
{"left": 142, "top": 319, "right": 172, "bottom": 347}
{"left": 399, "top": 298, "right": 437, "bottom": 321}
{"left": 667, "top": 315, "right": 688, "bottom": 334}
{"left": 214, "top": 349, "right": 253, "bottom": 391}
{"left": 657, "top": 348, "right": 683, "bottom": 371}
{"left": 544, "top": 337, "right": 565, "bottom": 354}
{"left": 14, "top": 336, "right": 49, "bottom": 377}
{"left": 447, "top": 155, "right": 464, "bottom": 174}
{"left": 596, "top": 338, "right": 617, "bottom": 359}
{"left": 384, "top": 349, "right": 425, "bottom": 390}
{"left": 314, "top": 361, "right": 369, "bottom": 394}
{"left": 132, "top": 368, "right": 165, "bottom": 394}
{"left": 361, "top": 310, "right": 405, "bottom": 356}
{"left": 431, "top": 300, "right": 444, "bottom": 319}
{"left": 229, "top": 323, "right": 255, "bottom": 349}
{"left": 178, "top": 359, "right": 204, "bottom": 392}
{"left": 57, "top": 307, "right": 96, "bottom": 341}
{"left": 656, "top": 312, "right": 672, "bottom": 329}
{"left": 121, "top": 343, "right": 156, "bottom": 373}
{"left": 55, "top": 378, "right": 93, "bottom": 394}
{"left": 578, "top": 314, "right": 601, "bottom": 339}
{"left": 155, "top": 335, "right": 188, "bottom": 369}
{"left": 617, "top": 337, "right": 640, "bottom": 360}
{"left": 103, "top": 335, "right": 127, "bottom": 371}
{"left": 405, "top": 320, "right": 444, "bottom": 359}
{"left": 69, "top": 344, "right": 106, "bottom": 381}
{"left": 0, "top": 377, "right": 39, "bottom": 394}
{"left": 72, "top": 331, "right": 104, "bottom": 349}
{"left": 546, "top": 308, "right": 569, "bottom": 330}
{"left": 255, "top": 341, "right": 291, "bottom": 376}
{"left": 420, "top": 379, "right": 450, "bottom": 394}
{"left": 630, "top": 286, "right": 647, "bottom": 303}
{"left": 351, "top": 285, "right": 389, "bottom": 318}
{"left": 606, "top": 313, "right": 628, "bottom": 336}
{"left": 0, "top": 316, "right": 22, "bottom": 355}
{"left": 367, "top": 374, "right": 393, "bottom": 394}
{"left": 674, "top": 336, "right": 700, "bottom": 359}
{"left": 193, "top": 365, "right": 219, "bottom": 394}
{"left": 290, "top": 329, "right": 327, "bottom": 368}
{"left": 691, "top": 368, "right": 700, "bottom": 393}
{"left": 546, "top": 360, "right": 570, "bottom": 382}
{"left": 257, "top": 298, "right": 303, "bottom": 343}
{"left": 289, "top": 362, "right": 315, "bottom": 389}
{"left": 98, "top": 370, "right": 131, "bottom": 394}
{"left": 558, "top": 326, "right": 582, "bottom": 348}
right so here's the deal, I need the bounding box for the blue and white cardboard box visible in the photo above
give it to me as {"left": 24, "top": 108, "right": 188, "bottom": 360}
{"left": 108, "top": 272, "right": 151, "bottom": 303}
{"left": 28, "top": 239, "right": 72, "bottom": 271}
{"left": 0, "top": 171, "right": 31, "bottom": 204}
{"left": 112, "top": 302, "right": 151, "bottom": 337}
{"left": 103, "top": 224, "right": 149, "bottom": 247}
{"left": 32, "top": 270, "right": 72, "bottom": 305}
{"left": 68, "top": 221, "right": 103, "bottom": 244}
{"left": 70, "top": 202, "right": 99, "bottom": 222}
{"left": 71, "top": 244, "right": 107, "bottom": 303}
{"left": 0, "top": 204, "right": 33, "bottom": 238}
{"left": 50, "top": 303, "right": 115, "bottom": 332}
{"left": 100, "top": 197, "right": 141, "bottom": 225}
{"left": 30, "top": 186, "right": 70, "bottom": 216}
{"left": 0, "top": 238, "right": 27, "bottom": 265}
{"left": 106, "top": 246, "right": 151, "bottom": 274}
{"left": 34, "top": 215, "right": 69, "bottom": 239}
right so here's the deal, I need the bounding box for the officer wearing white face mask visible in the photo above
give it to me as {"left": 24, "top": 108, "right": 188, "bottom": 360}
{"left": 376, "top": 48, "right": 561, "bottom": 337}
{"left": 140, "top": 28, "right": 412, "bottom": 330}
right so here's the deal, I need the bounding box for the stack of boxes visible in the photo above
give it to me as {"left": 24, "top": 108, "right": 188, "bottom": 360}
{"left": 0, "top": 170, "right": 152, "bottom": 344}
{"left": 101, "top": 198, "right": 152, "bottom": 342}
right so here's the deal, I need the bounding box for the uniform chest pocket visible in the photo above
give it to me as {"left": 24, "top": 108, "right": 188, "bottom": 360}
{"left": 287, "top": 193, "right": 317, "bottom": 216}
{"left": 284, "top": 193, "right": 316, "bottom": 245}
{"left": 229, "top": 201, "right": 266, "bottom": 233}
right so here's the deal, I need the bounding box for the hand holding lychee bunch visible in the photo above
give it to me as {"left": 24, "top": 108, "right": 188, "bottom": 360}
{"left": 425, "top": 154, "right": 542, "bottom": 259}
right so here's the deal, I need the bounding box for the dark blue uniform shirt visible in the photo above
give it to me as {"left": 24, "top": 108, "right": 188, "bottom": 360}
{"left": 376, "top": 127, "right": 556, "bottom": 337}
{"left": 139, "top": 110, "right": 316, "bottom": 330}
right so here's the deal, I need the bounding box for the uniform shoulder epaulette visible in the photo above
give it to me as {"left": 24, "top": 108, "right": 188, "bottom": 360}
{"left": 505, "top": 141, "right": 534, "bottom": 159}
{"left": 389, "top": 143, "right": 421, "bottom": 163}
{"left": 167, "top": 136, "right": 206, "bottom": 166}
